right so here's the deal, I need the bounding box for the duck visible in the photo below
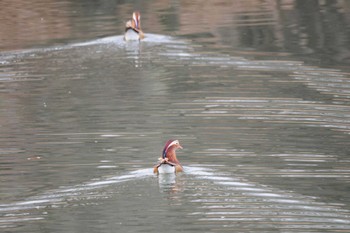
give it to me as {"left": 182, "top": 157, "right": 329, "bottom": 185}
{"left": 153, "top": 139, "right": 183, "bottom": 174}
{"left": 124, "top": 11, "right": 145, "bottom": 41}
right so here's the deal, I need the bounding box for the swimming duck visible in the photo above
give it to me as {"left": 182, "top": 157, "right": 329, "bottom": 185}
{"left": 153, "top": 139, "right": 183, "bottom": 174}
{"left": 124, "top": 11, "right": 145, "bottom": 41}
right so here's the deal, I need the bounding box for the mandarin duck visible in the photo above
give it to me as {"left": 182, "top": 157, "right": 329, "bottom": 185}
{"left": 124, "top": 11, "right": 145, "bottom": 41}
{"left": 153, "top": 139, "right": 183, "bottom": 174}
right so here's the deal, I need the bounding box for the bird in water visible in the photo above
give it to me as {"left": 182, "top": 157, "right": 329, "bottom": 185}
{"left": 124, "top": 11, "right": 145, "bottom": 41}
{"left": 153, "top": 139, "right": 183, "bottom": 174}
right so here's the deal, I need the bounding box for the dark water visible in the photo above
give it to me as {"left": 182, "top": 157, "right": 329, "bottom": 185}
{"left": 1, "top": 1, "right": 350, "bottom": 232}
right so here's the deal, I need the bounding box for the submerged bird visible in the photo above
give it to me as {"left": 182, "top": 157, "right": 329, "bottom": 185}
{"left": 124, "top": 11, "right": 145, "bottom": 41}
{"left": 154, "top": 139, "right": 183, "bottom": 174}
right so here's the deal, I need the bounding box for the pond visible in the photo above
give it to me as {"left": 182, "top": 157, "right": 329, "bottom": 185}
{"left": 1, "top": 1, "right": 350, "bottom": 232}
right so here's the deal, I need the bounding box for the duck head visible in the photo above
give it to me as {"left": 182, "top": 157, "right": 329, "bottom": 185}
{"left": 132, "top": 11, "right": 141, "bottom": 30}
{"left": 162, "top": 139, "right": 183, "bottom": 160}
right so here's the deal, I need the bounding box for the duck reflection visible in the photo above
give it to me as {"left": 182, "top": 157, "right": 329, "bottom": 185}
{"left": 157, "top": 173, "right": 185, "bottom": 196}
{"left": 124, "top": 41, "right": 143, "bottom": 68}
{"left": 158, "top": 173, "right": 176, "bottom": 191}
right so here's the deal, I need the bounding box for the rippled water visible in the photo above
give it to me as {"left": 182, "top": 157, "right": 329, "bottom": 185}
{"left": 1, "top": 1, "right": 350, "bottom": 232}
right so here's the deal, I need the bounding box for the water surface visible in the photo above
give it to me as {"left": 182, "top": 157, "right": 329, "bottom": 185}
{"left": 1, "top": 1, "right": 350, "bottom": 232}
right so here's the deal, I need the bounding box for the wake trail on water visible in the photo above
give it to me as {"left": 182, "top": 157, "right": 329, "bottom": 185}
{"left": 1, "top": 165, "right": 350, "bottom": 230}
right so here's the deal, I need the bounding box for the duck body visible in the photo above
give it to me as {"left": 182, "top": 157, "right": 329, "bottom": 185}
{"left": 124, "top": 28, "right": 141, "bottom": 41}
{"left": 158, "top": 164, "right": 175, "bottom": 174}
{"left": 154, "top": 139, "right": 183, "bottom": 174}
{"left": 124, "top": 11, "right": 144, "bottom": 41}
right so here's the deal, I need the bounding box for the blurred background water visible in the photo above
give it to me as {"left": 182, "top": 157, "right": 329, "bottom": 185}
{"left": 0, "top": 0, "right": 350, "bottom": 232}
